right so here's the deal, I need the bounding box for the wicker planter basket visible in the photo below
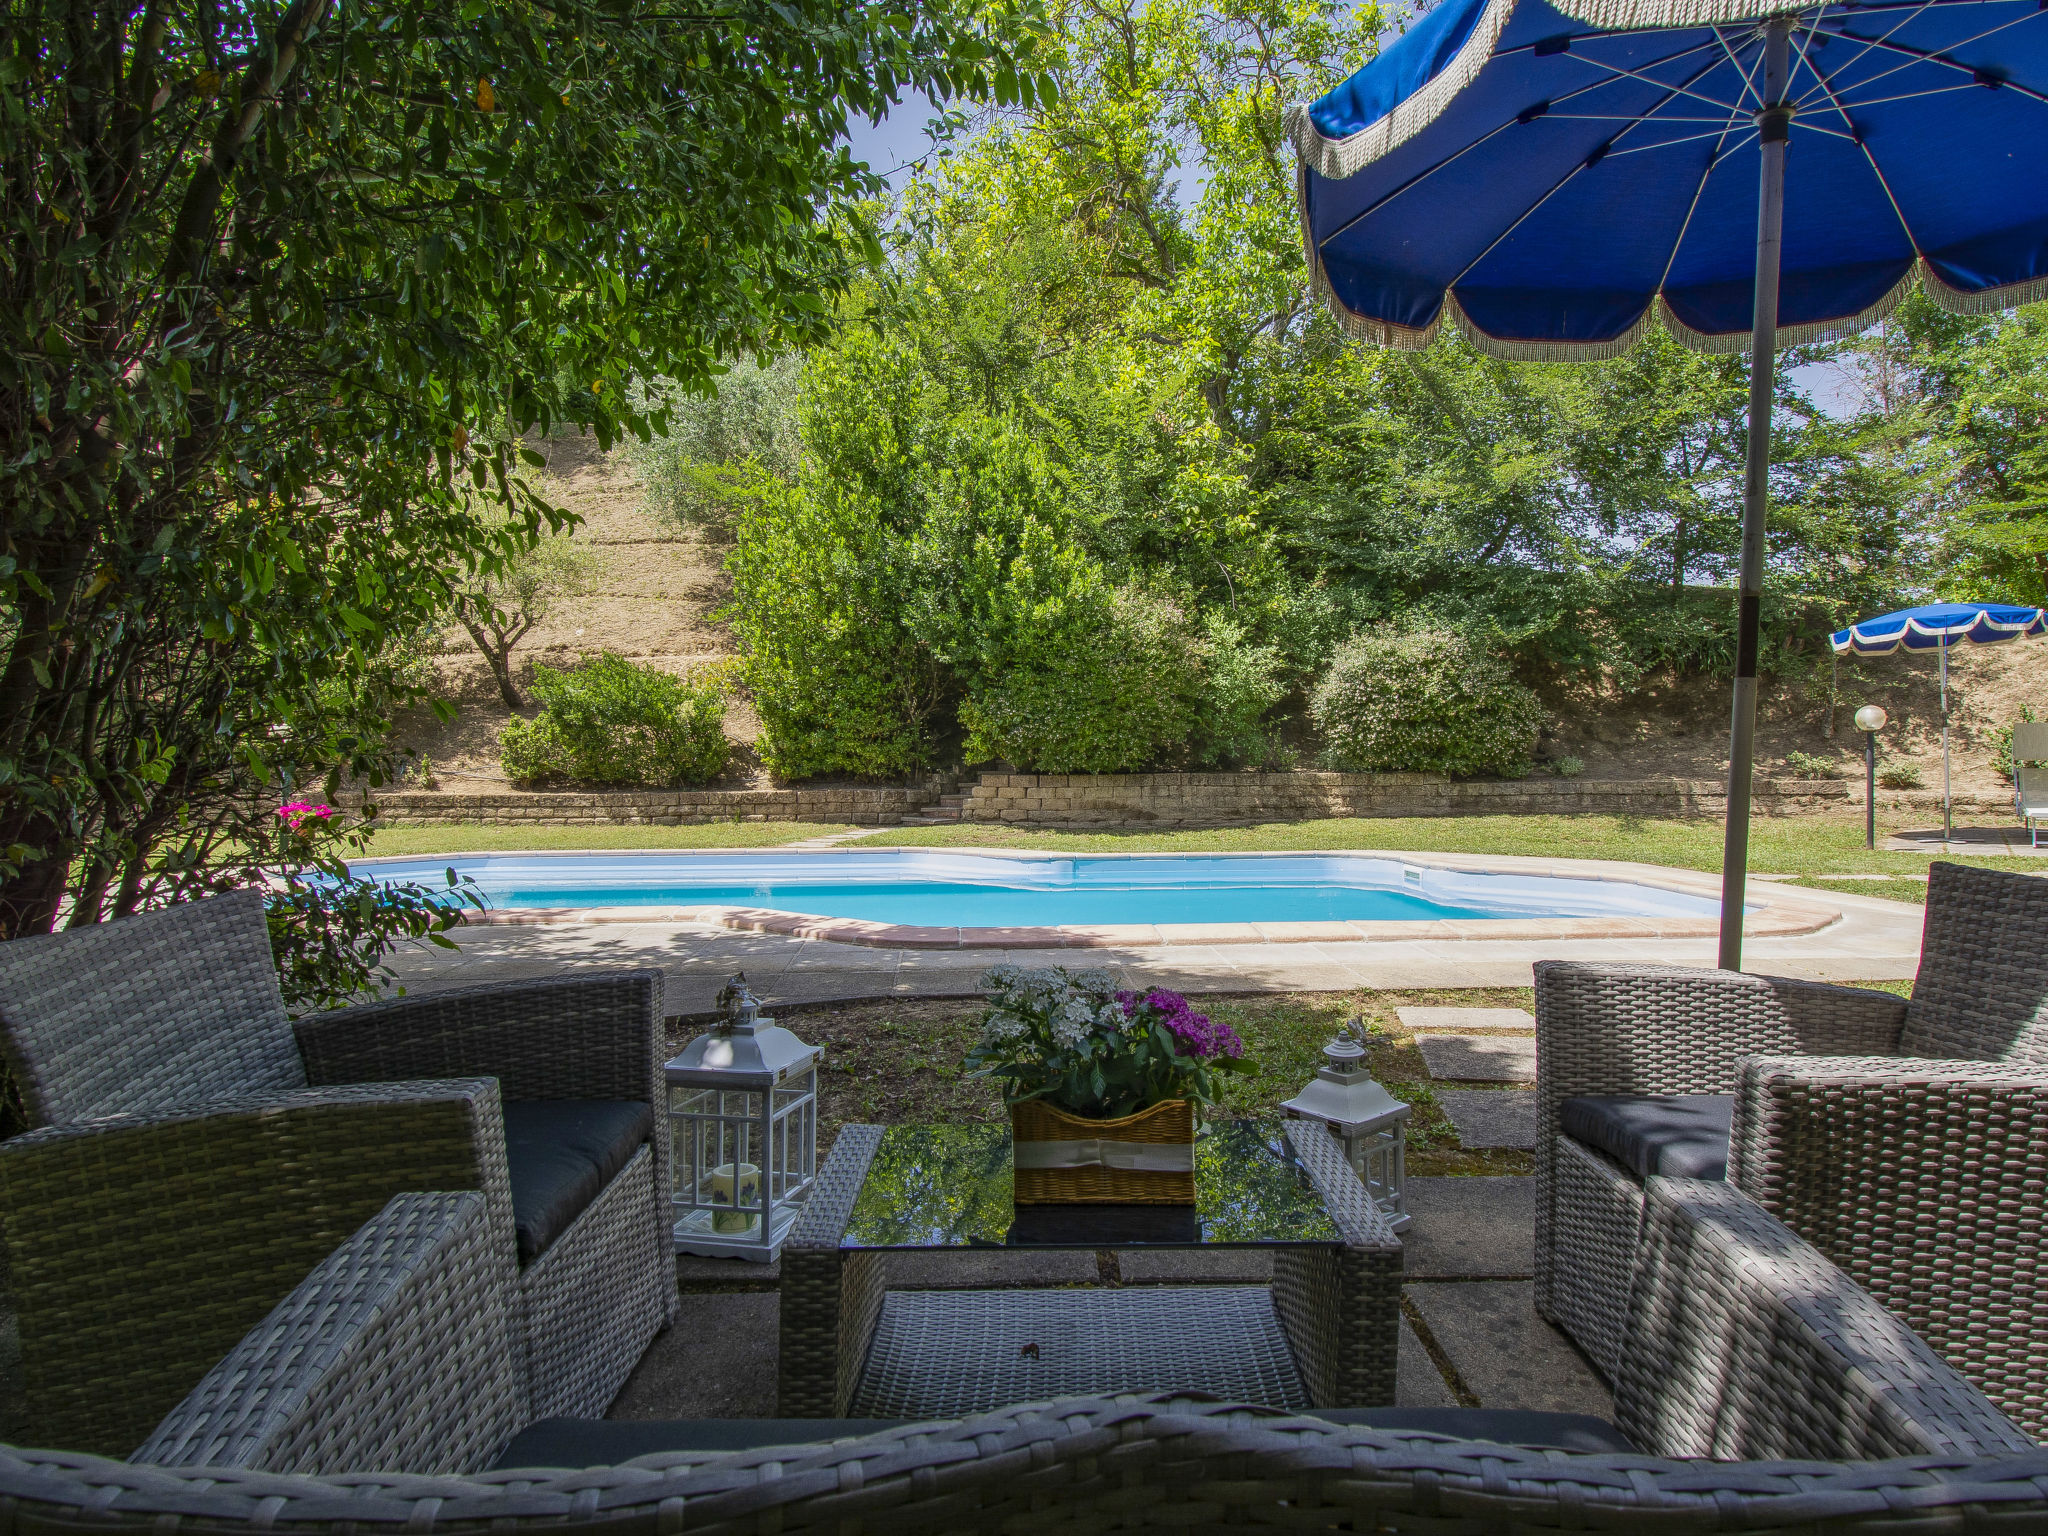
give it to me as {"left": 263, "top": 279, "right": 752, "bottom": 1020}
{"left": 1010, "top": 1098, "right": 1196, "bottom": 1204}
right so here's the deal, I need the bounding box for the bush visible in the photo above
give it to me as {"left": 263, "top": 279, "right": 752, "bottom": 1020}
{"left": 1783, "top": 750, "right": 1845, "bottom": 780}
{"left": 1878, "top": 763, "right": 1924, "bottom": 789}
{"left": 962, "top": 584, "right": 1209, "bottom": 773}
{"left": 726, "top": 488, "right": 946, "bottom": 780}
{"left": 1192, "top": 614, "right": 1288, "bottom": 769}
{"left": 1554, "top": 755, "right": 1585, "bottom": 778}
{"left": 499, "top": 653, "right": 731, "bottom": 787}
{"left": 1310, "top": 628, "right": 1540, "bottom": 777}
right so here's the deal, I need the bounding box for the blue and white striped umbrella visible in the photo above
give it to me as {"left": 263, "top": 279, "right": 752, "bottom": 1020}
{"left": 1830, "top": 601, "right": 2048, "bottom": 655}
{"left": 1290, "top": 0, "right": 2048, "bottom": 967}
{"left": 1830, "top": 601, "right": 2046, "bottom": 842}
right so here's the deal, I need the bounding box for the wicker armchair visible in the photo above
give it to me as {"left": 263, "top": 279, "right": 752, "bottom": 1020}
{"left": 134, "top": 1190, "right": 523, "bottom": 1474}
{"left": 0, "top": 889, "right": 676, "bottom": 1455}
{"left": 1534, "top": 860, "right": 2048, "bottom": 1401}
{"left": 8, "top": 1392, "right": 2048, "bottom": 1533}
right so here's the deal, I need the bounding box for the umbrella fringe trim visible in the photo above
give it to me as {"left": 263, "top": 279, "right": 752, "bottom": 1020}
{"left": 1303, "top": 246, "right": 2048, "bottom": 362}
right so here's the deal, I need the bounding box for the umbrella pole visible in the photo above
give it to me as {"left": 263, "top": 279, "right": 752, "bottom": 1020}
{"left": 1941, "top": 635, "right": 1952, "bottom": 847}
{"left": 1718, "top": 17, "right": 1793, "bottom": 972}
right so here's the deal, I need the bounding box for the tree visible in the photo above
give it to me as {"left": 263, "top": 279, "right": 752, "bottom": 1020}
{"left": 1, "top": 0, "right": 1048, "bottom": 938}
{"left": 455, "top": 530, "right": 596, "bottom": 708}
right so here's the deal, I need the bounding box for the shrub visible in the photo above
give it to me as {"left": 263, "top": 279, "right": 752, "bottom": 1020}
{"left": 1554, "top": 755, "right": 1585, "bottom": 778}
{"left": 499, "top": 652, "right": 730, "bottom": 787}
{"left": 1783, "top": 750, "right": 1845, "bottom": 780}
{"left": 962, "top": 585, "right": 1209, "bottom": 773}
{"left": 726, "top": 486, "right": 946, "bottom": 780}
{"left": 1878, "top": 764, "right": 1924, "bottom": 789}
{"left": 1310, "top": 628, "right": 1540, "bottom": 777}
{"left": 1192, "top": 614, "right": 1289, "bottom": 769}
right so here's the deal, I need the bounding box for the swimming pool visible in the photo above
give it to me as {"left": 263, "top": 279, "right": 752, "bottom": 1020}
{"left": 354, "top": 850, "right": 1732, "bottom": 927}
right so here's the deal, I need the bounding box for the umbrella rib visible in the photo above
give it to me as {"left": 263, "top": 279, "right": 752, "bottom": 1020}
{"left": 1800, "top": 46, "right": 1929, "bottom": 253}
{"left": 1791, "top": 0, "right": 1943, "bottom": 100}
{"left": 1650, "top": 70, "right": 1752, "bottom": 297}
{"left": 1437, "top": 53, "right": 1731, "bottom": 291}
{"left": 1314, "top": 37, "right": 1727, "bottom": 248}
{"left": 1798, "top": 6, "right": 2045, "bottom": 108}
{"left": 1708, "top": 19, "right": 1770, "bottom": 113}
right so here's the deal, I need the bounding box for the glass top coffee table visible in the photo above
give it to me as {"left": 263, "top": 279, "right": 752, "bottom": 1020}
{"left": 777, "top": 1118, "right": 1402, "bottom": 1421}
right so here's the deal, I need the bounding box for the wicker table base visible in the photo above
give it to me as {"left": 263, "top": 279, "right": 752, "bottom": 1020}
{"left": 850, "top": 1286, "right": 1309, "bottom": 1418}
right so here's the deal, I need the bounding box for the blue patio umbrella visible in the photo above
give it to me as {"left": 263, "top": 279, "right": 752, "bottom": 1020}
{"left": 1831, "top": 601, "right": 2048, "bottom": 843}
{"left": 1291, "top": 0, "right": 2048, "bottom": 967}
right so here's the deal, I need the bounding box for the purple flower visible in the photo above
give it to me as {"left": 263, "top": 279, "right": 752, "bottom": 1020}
{"left": 1125, "top": 987, "right": 1242, "bottom": 1059}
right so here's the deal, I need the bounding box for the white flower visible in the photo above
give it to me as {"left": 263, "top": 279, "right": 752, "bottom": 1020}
{"left": 1097, "top": 1001, "right": 1129, "bottom": 1031}
{"left": 981, "top": 1010, "right": 1027, "bottom": 1046}
{"left": 1051, "top": 998, "right": 1094, "bottom": 1046}
{"left": 981, "top": 964, "right": 1022, "bottom": 991}
{"left": 1069, "top": 967, "right": 1118, "bottom": 997}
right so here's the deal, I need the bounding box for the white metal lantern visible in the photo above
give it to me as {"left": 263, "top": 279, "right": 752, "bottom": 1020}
{"left": 666, "top": 979, "right": 821, "bottom": 1262}
{"left": 1280, "top": 1026, "right": 1411, "bottom": 1232}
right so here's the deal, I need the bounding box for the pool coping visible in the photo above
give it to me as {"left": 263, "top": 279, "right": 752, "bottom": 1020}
{"left": 399, "top": 848, "right": 1847, "bottom": 948}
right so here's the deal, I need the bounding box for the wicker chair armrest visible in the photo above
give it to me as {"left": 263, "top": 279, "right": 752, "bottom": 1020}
{"left": 1729, "top": 1054, "right": 2048, "bottom": 1439}
{"left": 1617, "top": 1176, "right": 2033, "bottom": 1461}
{"left": 780, "top": 1126, "right": 886, "bottom": 1418}
{"left": 294, "top": 971, "right": 663, "bottom": 1105}
{"left": 0, "top": 1082, "right": 516, "bottom": 1457}
{"left": 1276, "top": 1123, "right": 1402, "bottom": 1409}
{"left": 132, "top": 1192, "right": 521, "bottom": 1475}
{"left": 1534, "top": 962, "right": 1906, "bottom": 1108}
{"left": 1281, "top": 1122, "right": 1402, "bottom": 1253}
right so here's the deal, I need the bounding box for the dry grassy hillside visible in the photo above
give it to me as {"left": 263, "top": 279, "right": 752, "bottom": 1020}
{"left": 390, "top": 430, "right": 770, "bottom": 789}
{"left": 392, "top": 432, "right": 2048, "bottom": 794}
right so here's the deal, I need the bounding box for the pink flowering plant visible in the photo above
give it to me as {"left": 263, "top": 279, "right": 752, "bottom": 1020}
{"left": 964, "top": 965, "right": 1251, "bottom": 1119}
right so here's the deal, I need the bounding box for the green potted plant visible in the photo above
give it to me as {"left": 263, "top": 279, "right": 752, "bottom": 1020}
{"left": 965, "top": 966, "right": 1252, "bottom": 1204}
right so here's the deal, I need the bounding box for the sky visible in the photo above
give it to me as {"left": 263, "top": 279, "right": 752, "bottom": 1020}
{"left": 843, "top": 95, "right": 955, "bottom": 192}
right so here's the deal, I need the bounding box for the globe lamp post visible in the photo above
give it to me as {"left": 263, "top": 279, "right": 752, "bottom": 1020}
{"left": 1855, "top": 704, "right": 1889, "bottom": 850}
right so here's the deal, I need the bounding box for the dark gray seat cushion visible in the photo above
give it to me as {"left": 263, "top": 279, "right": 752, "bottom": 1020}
{"left": 1559, "top": 1093, "right": 1732, "bottom": 1181}
{"left": 503, "top": 1100, "right": 655, "bottom": 1265}
{"left": 491, "top": 1408, "right": 1632, "bottom": 1468}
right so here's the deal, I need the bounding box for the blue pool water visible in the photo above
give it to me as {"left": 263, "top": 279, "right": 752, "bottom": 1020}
{"left": 354, "top": 852, "right": 1727, "bottom": 926}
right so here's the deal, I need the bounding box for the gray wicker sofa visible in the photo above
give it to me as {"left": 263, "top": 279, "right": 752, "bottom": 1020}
{"left": 0, "top": 889, "right": 678, "bottom": 1457}
{"left": 1534, "top": 860, "right": 2048, "bottom": 1437}
{"left": 7, "top": 1392, "right": 2047, "bottom": 1534}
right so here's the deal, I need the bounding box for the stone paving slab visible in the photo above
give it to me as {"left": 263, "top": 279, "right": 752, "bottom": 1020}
{"left": 1397, "top": 1315, "right": 1459, "bottom": 1408}
{"left": 1397, "top": 1006, "right": 1534, "bottom": 1034}
{"left": 1405, "top": 1281, "right": 1612, "bottom": 1419}
{"left": 611, "top": 1292, "right": 780, "bottom": 1419}
{"left": 1417, "top": 1034, "right": 1537, "bottom": 1082}
{"left": 1437, "top": 1090, "right": 1538, "bottom": 1150}
{"left": 1401, "top": 1178, "right": 1533, "bottom": 1278}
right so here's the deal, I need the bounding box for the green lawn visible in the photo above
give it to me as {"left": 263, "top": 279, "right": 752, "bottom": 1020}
{"left": 356, "top": 822, "right": 857, "bottom": 857}
{"left": 862, "top": 814, "right": 2039, "bottom": 903}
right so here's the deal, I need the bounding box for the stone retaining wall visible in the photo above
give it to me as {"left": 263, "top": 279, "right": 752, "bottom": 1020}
{"left": 959, "top": 771, "right": 1849, "bottom": 828}
{"left": 372, "top": 784, "right": 939, "bottom": 826}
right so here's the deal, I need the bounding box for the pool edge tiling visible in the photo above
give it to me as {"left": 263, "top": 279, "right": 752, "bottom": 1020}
{"left": 358, "top": 848, "right": 1847, "bottom": 948}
